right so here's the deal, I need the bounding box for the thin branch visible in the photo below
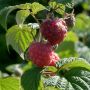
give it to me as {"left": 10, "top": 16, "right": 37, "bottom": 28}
{"left": 31, "top": 13, "right": 42, "bottom": 42}
{"left": 31, "top": 13, "right": 41, "bottom": 26}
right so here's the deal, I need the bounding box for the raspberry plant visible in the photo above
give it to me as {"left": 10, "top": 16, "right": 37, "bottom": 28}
{"left": 0, "top": 0, "right": 90, "bottom": 90}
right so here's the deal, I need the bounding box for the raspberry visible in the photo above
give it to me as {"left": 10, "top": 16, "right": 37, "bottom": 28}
{"left": 27, "top": 42, "right": 60, "bottom": 67}
{"left": 40, "top": 18, "right": 67, "bottom": 45}
{"left": 49, "top": 53, "right": 60, "bottom": 66}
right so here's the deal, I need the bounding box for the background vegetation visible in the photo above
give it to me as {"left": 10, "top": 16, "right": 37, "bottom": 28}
{"left": 0, "top": 0, "right": 90, "bottom": 90}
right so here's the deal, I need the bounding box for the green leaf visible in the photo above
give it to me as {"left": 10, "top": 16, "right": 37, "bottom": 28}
{"left": 6, "top": 25, "right": 36, "bottom": 59}
{"left": 0, "top": 77, "right": 20, "bottom": 90}
{"left": 64, "top": 68, "right": 90, "bottom": 90}
{"left": 21, "top": 67, "right": 43, "bottom": 90}
{"left": 56, "top": 31, "right": 78, "bottom": 58}
{"left": 44, "top": 58, "right": 90, "bottom": 90}
{"left": 72, "top": 14, "right": 90, "bottom": 37}
{"left": 16, "top": 3, "right": 31, "bottom": 10}
{"left": 31, "top": 2, "right": 46, "bottom": 14}
{"left": 44, "top": 68, "right": 90, "bottom": 90}
{"left": 56, "top": 41, "right": 78, "bottom": 58}
{"left": 44, "top": 75, "right": 70, "bottom": 90}
{"left": 0, "top": 6, "right": 17, "bottom": 30}
{"left": 56, "top": 57, "right": 90, "bottom": 71}
{"left": 49, "top": 1, "right": 65, "bottom": 15}
{"left": 16, "top": 10, "right": 30, "bottom": 25}
{"left": 44, "top": 76, "right": 60, "bottom": 87}
{"left": 64, "top": 31, "right": 78, "bottom": 42}
{"left": 0, "top": 2, "right": 45, "bottom": 30}
{"left": 83, "top": 1, "right": 90, "bottom": 10}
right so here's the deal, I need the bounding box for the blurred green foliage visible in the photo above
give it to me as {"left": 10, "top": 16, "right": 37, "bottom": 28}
{"left": 56, "top": 31, "right": 78, "bottom": 58}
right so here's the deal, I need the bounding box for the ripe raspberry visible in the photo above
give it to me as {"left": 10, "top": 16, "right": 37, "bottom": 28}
{"left": 40, "top": 18, "right": 67, "bottom": 45}
{"left": 49, "top": 53, "right": 60, "bottom": 66}
{"left": 27, "top": 42, "right": 60, "bottom": 67}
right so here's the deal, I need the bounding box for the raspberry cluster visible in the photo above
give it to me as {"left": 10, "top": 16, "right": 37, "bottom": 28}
{"left": 27, "top": 17, "right": 68, "bottom": 67}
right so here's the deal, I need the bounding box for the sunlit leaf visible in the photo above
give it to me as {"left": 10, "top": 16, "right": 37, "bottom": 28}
{"left": 56, "top": 57, "right": 90, "bottom": 71}
{"left": 0, "top": 77, "right": 20, "bottom": 90}
{"left": 6, "top": 25, "right": 36, "bottom": 59}
{"left": 31, "top": 2, "right": 46, "bottom": 14}
{"left": 16, "top": 10, "right": 30, "bottom": 25}
{"left": 56, "top": 31, "right": 78, "bottom": 58}
{"left": 49, "top": 1, "right": 65, "bottom": 15}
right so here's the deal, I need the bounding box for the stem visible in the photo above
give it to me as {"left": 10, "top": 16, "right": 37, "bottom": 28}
{"left": 31, "top": 13, "right": 40, "bottom": 26}
{"left": 31, "top": 31, "right": 36, "bottom": 41}
{"left": 42, "top": 71, "right": 56, "bottom": 76}
{"left": 31, "top": 13, "right": 42, "bottom": 42}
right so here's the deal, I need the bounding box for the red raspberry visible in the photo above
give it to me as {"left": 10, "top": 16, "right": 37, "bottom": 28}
{"left": 40, "top": 18, "right": 67, "bottom": 45}
{"left": 49, "top": 53, "right": 60, "bottom": 66}
{"left": 27, "top": 42, "right": 60, "bottom": 67}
